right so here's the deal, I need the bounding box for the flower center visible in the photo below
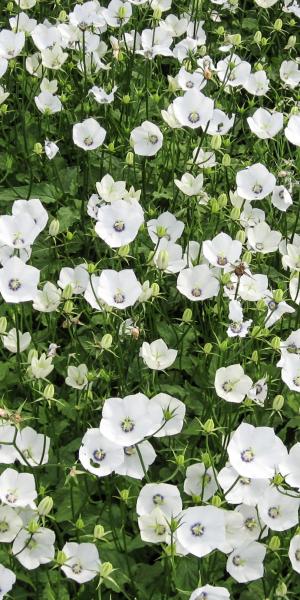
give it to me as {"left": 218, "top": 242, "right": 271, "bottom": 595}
{"left": 268, "top": 506, "right": 280, "bottom": 519}
{"left": 188, "top": 111, "right": 200, "bottom": 124}
{"left": 5, "top": 492, "right": 17, "bottom": 504}
{"left": 13, "top": 232, "right": 25, "bottom": 246}
{"left": 232, "top": 554, "right": 244, "bottom": 566}
{"left": 222, "top": 381, "right": 234, "bottom": 393}
{"left": 154, "top": 523, "right": 166, "bottom": 536}
{"left": 293, "top": 376, "right": 300, "bottom": 387}
{"left": 230, "top": 322, "right": 243, "bottom": 333}
{"left": 191, "top": 287, "right": 202, "bottom": 297}
{"left": 113, "top": 220, "right": 125, "bottom": 232}
{"left": 71, "top": 562, "right": 82, "bottom": 574}
{"left": 153, "top": 493, "right": 164, "bottom": 505}
{"left": 240, "top": 477, "right": 251, "bottom": 485}
{"left": 252, "top": 184, "right": 263, "bottom": 194}
{"left": 121, "top": 417, "right": 135, "bottom": 432}
{"left": 240, "top": 448, "right": 255, "bottom": 463}
{"left": 113, "top": 291, "right": 125, "bottom": 304}
{"left": 244, "top": 517, "right": 257, "bottom": 530}
{"left": 186, "top": 81, "right": 194, "bottom": 88}
{"left": 0, "top": 520, "right": 9, "bottom": 533}
{"left": 93, "top": 449, "right": 106, "bottom": 462}
{"left": 217, "top": 255, "right": 228, "bottom": 266}
{"left": 8, "top": 278, "right": 22, "bottom": 291}
{"left": 190, "top": 522, "right": 205, "bottom": 537}
{"left": 255, "top": 242, "right": 264, "bottom": 251}
{"left": 84, "top": 136, "right": 94, "bottom": 147}
{"left": 149, "top": 134, "right": 158, "bottom": 144}
{"left": 268, "top": 300, "right": 277, "bottom": 311}
{"left": 124, "top": 446, "right": 136, "bottom": 456}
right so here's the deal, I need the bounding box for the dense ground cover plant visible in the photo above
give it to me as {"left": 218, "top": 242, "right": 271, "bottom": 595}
{"left": 0, "top": 0, "right": 299, "bottom": 597}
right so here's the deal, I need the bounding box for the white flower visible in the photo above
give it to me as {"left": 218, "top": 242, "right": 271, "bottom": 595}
{"left": 192, "top": 148, "right": 216, "bottom": 168}
{"left": 31, "top": 24, "right": 61, "bottom": 51}
{"left": 184, "top": 463, "right": 218, "bottom": 501}
{"left": 203, "top": 232, "right": 242, "bottom": 268}
{"left": 138, "top": 507, "right": 169, "bottom": 543}
{"left": 151, "top": 393, "right": 186, "bottom": 437}
{"left": 247, "top": 108, "right": 283, "bottom": 139}
{"left": 147, "top": 211, "right": 184, "bottom": 244}
{"left": 96, "top": 173, "right": 126, "bottom": 202}
{"left": 12, "top": 527, "right": 55, "bottom": 569}
{"left": 227, "top": 422, "right": 287, "bottom": 479}
{"left": 136, "top": 483, "right": 182, "bottom": 518}
{"left": 258, "top": 486, "right": 300, "bottom": 531}
{"left": 289, "top": 535, "right": 300, "bottom": 573}
{"left": 177, "top": 506, "right": 225, "bottom": 557}
{"left": 95, "top": 268, "right": 142, "bottom": 309}
{"left": 174, "top": 173, "right": 204, "bottom": 196}
{"left": 0, "top": 468, "right": 37, "bottom": 508}
{"left": 271, "top": 185, "right": 293, "bottom": 211}
{"left": 161, "top": 103, "right": 182, "bottom": 128}
{"left": 215, "top": 364, "right": 253, "bottom": 403}
{"left": 218, "top": 465, "right": 269, "bottom": 505}
{"left": 206, "top": 109, "right": 235, "bottom": 135}
{"left": 115, "top": 440, "right": 156, "bottom": 479}
{"left": 15, "top": 427, "right": 50, "bottom": 466}
{"left": 58, "top": 264, "right": 89, "bottom": 295}
{"left": 280, "top": 442, "right": 300, "bottom": 488}
{"left": 30, "top": 353, "right": 54, "bottom": 379}
{"left": 130, "top": 121, "right": 163, "bottom": 156}
{"left": 264, "top": 292, "right": 295, "bottom": 328}
{"left": 44, "top": 139, "right": 59, "bottom": 160}
{"left": 73, "top": 118, "right": 106, "bottom": 151}
{"left": 235, "top": 504, "right": 267, "bottom": 543}
{"left": 240, "top": 201, "right": 265, "bottom": 228}
{"left": 14, "top": 0, "right": 36, "bottom": 7}
{"left": 190, "top": 585, "right": 230, "bottom": 600}
{"left": 61, "top": 542, "right": 101, "bottom": 583}
{"left": 0, "top": 30, "right": 25, "bottom": 59}
{"left": 244, "top": 71, "right": 269, "bottom": 96}
{"left": 89, "top": 85, "right": 117, "bottom": 104}
{"left": 12, "top": 198, "right": 48, "bottom": 233}
{"left": 79, "top": 428, "right": 124, "bottom": 476}
{"left": 0, "top": 213, "right": 39, "bottom": 248}
{"left": 2, "top": 328, "right": 31, "bottom": 353}
{"left": 66, "top": 364, "right": 88, "bottom": 390}
{"left": 285, "top": 114, "right": 300, "bottom": 146}
{"left": 95, "top": 199, "right": 144, "bottom": 247}
{"left": 0, "top": 506, "right": 22, "bottom": 542}
{"left": 217, "top": 54, "right": 251, "bottom": 87}
{"left": 140, "top": 339, "right": 177, "bottom": 370}
{"left": 0, "top": 565, "right": 16, "bottom": 599}
{"left": 281, "top": 238, "right": 300, "bottom": 271}
{"left": 0, "top": 256, "right": 40, "bottom": 303}
{"left": 227, "top": 300, "right": 252, "bottom": 338}
{"left": 238, "top": 273, "right": 269, "bottom": 302}
{"left": 226, "top": 541, "right": 266, "bottom": 582}
{"left": 290, "top": 275, "right": 300, "bottom": 304}
{"left": 138, "top": 27, "right": 173, "bottom": 59}
{"left": 281, "top": 355, "right": 300, "bottom": 391}
{"left": 247, "top": 222, "right": 282, "bottom": 254}
{"left": 177, "top": 264, "right": 219, "bottom": 301}
{"left": 153, "top": 239, "right": 186, "bottom": 273}
{"left": 41, "top": 44, "right": 68, "bottom": 70}
{"left": 0, "top": 425, "right": 18, "bottom": 464}
{"left": 104, "top": 0, "right": 132, "bottom": 27}
{"left": 173, "top": 89, "right": 214, "bottom": 130}
{"left": 173, "top": 37, "right": 197, "bottom": 63}
{"left": 236, "top": 163, "right": 276, "bottom": 201}
{"left": 34, "top": 91, "right": 62, "bottom": 114}
{"left": 247, "top": 377, "right": 268, "bottom": 406}
{"left": 33, "top": 282, "right": 61, "bottom": 312}
{"left": 100, "top": 393, "right": 161, "bottom": 446}
{"left": 177, "top": 67, "right": 206, "bottom": 91}
{"left": 280, "top": 60, "right": 300, "bottom": 88}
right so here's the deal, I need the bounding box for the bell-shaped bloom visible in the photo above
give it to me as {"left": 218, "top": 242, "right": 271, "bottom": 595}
{"left": 177, "top": 506, "right": 225, "bottom": 558}
{"left": 247, "top": 108, "right": 283, "bottom": 139}
{"left": 95, "top": 268, "right": 142, "bottom": 309}
{"left": 173, "top": 89, "right": 214, "bottom": 130}
{"left": 226, "top": 541, "right": 266, "bottom": 582}
{"left": 73, "top": 118, "right": 106, "bottom": 151}
{"left": 136, "top": 483, "right": 182, "bottom": 518}
{"left": 215, "top": 364, "right": 253, "bottom": 403}
{"left": 184, "top": 463, "right": 218, "bottom": 501}
{"left": 79, "top": 428, "right": 124, "bottom": 476}
{"left": 100, "top": 393, "right": 161, "bottom": 446}
{"left": 130, "top": 121, "right": 163, "bottom": 156}
{"left": 139, "top": 339, "right": 177, "bottom": 370}
{"left": 0, "top": 256, "right": 40, "bottom": 303}
{"left": 0, "top": 468, "right": 37, "bottom": 508}
{"left": 95, "top": 199, "right": 144, "bottom": 247}
{"left": 12, "top": 527, "right": 55, "bottom": 569}
{"left": 177, "top": 264, "right": 219, "bottom": 301}
{"left": 115, "top": 440, "right": 156, "bottom": 479}
{"left": 236, "top": 163, "right": 276, "bottom": 201}
{"left": 61, "top": 542, "right": 101, "bottom": 583}
{"left": 285, "top": 114, "right": 300, "bottom": 146}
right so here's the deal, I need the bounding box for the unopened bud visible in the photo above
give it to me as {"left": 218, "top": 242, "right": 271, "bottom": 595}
{"left": 242, "top": 251, "right": 252, "bottom": 264}
{"left": 63, "top": 300, "right": 73, "bottom": 314}
{"left": 222, "top": 153, "right": 231, "bottom": 167}
{"left": 87, "top": 263, "right": 97, "bottom": 274}
{"left": 203, "top": 418, "right": 214, "bottom": 433}
{"left": 251, "top": 350, "right": 259, "bottom": 363}
{"left": 273, "top": 18, "right": 282, "bottom": 31}
{"left": 118, "top": 244, "right": 130, "bottom": 257}
{"left": 151, "top": 282, "right": 160, "bottom": 297}
{"left": 176, "top": 454, "right": 185, "bottom": 466}
{"left": 156, "top": 249, "right": 169, "bottom": 270}
{"left": 120, "top": 489, "right": 129, "bottom": 502}
{"left": 27, "top": 519, "right": 39, "bottom": 534}
{"left": 211, "top": 199, "right": 220, "bottom": 213}
{"left": 62, "top": 284, "right": 73, "bottom": 300}
{"left": 269, "top": 535, "right": 280, "bottom": 551}
{"left": 38, "top": 496, "right": 53, "bottom": 516}
{"left": 273, "top": 289, "right": 283, "bottom": 303}
{"left": 218, "top": 193, "right": 227, "bottom": 208}
{"left": 0, "top": 317, "right": 7, "bottom": 334}
{"left": 100, "top": 562, "right": 114, "bottom": 579}
{"left": 126, "top": 151, "right": 134, "bottom": 166}
{"left": 100, "top": 334, "right": 112, "bottom": 350}
{"left": 254, "top": 31, "right": 262, "bottom": 44}
{"left": 153, "top": 7, "right": 162, "bottom": 19}
{"left": 203, "top": 342, "right": 212, "bottom": 354}
{"left": 182, "top": 308, "right": 193, "bottom": 323}
{"left": 211, "top": 134, "right": 222, "bottom": 150}
{"left": 56, "top": 550, "right": 67, "bottom": 565}
{"left": 273, "top": 395, "right": 284, "bottom": 411}
{"left": 235, "top": 230, "right": 246, "bottom": 243}
{"left": 271, "top": 336, "right": 281, "bottom": 350}
{"left": 33, "top": 142, "right": 43, "bottom": 155}
{"left": 49, "top": 219, "right": 60, "bottom": 237}
{"left": 94, "top": 524, "right": 105, "bottom": 539}
{"left": 211, "top": 495, "right": 222, "bottom": 507}
{"left": 75, "top": 517, "right": 84, "bottom": 529}
{"left": 230, "top": 206, "right": 240, "bottom": 220}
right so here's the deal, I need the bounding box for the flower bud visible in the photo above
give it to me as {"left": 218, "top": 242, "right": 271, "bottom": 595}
{"left": 153, "top": 7, "right": 162, "bottom": 19}
{"left": 218, "top": 193, "right": 227, "bottom": 208}
{"left": 27, "top": 519, "right": 39, "bottom": 534}
{"left": 235, "top": 230, "right": 246, "bottom": 243}
{"left": 58, "top": 10, "right": 67, "bottom": 21}
{"left": 28, "top": 348, "right": 38, "bottom": 363}
{"left": 291, "top": 106, "right": 300, "bottom": 116}
{"left": 273, "top": 18, "right": 282, "bottom": 31}
{"left": 273, "top": 473, "right": 284, "bottom": 486}
{"left": 201, "top": 452, "right": 211, "bottom": 468}
{"left": 221, "top": 272, "right": 231, "bottom": 285}
{"left": 118, "top": 244, "right": 130, "bottom": 257}
{"left": 63, "top": 300, "right": 73, "bottom": 314}
{"left": 126, "top": 151, "right": 134, "bottom": 166}
{"left": 33, "top": 143, "right": 43, "bottom": 155}
{"left": 230, "top": 206, "right": 240, "bottom": 220}
{"left": 107, "top": 142, "right": 115, "bottom": 153}
{"left": 176, "top": 454, "right": 185, "bottom": 466}
{"left": 256, "top": 299, "right": 266, "bottom": 311}
{"left": 156, "top": 249, "right": 169, "bottom": 270}
{"left": 66, "top": 231, "right": 73, "bottom": 241}
{"left": 261, "top": 37, "right": 268, "bottom": 46}
{"left": 38, "top": 496, "right": 53, "bottom": 516}
{"left": 100, "top": 562, "right": 114, "bottom": 579}
{"left": 0, "top": 317, "right": 7, "bottom": 334}
{"left": 120, "top": 489, "right": 130, "bottom": 502}
{"left": 268, "top": 535, "right": 280, "bottom": 551}
{"left": 273, "top": 395, "right": 284, "bottom": 411}
{"left": 203, "top": 418, "right": 214, "bottom": 433}
{"left": 94, "top": 524, "right": 105, "bottom": 539}
{"left": 75, "top": 517, "right": 84, "bottom": 529}
{"left": 222, "top": 153, "right": 231, "bottom": 167}
{"left": 211, "top": 134, "right": 222, "bottom": 150}
{"left": 122, "top": 95, "right": 130, "bottom": 104}
{"left": 271, "top": 336, "right": 281, "bottom": 350}
{"left": 216, "top": 26, "right": 224, "bottom": 35}
{"left": 242, "top": 251, "right": 252, "bottom": 264}
{"left": 100, "top": 334, "right": 113, "bottom": 350}
{"left": 211, "top": 199, "right": 220, "bottom": 213}
{"left": 62, "top": 284, "right": 73, "bottom": 300}
{"left": 251, "top": 350, "right": 259, "bottom": 363}
{"left": 273, "top": 289, "right": 283, "bottom": 303}
{"left": 182, "top": 308, "right": 193, "bottom": 323}
{"left": 285, "top": 35, "right": 296, "bottom": 49}
{"left": 203, "top": 342, "right": 212, "bottom": 354}
{"left": 7, "top": 2, "right": 14, "bottom": 10}
{"left": 219, "top": 339, "right": 228, "bottom": 351}
{"left": 56, "top": 550, "right": 67, "bottom": 565}
{"left": 211, "top": 495, "right": 222, "bottom": 507}
{"left": 49, "top": 219, "right": 60, "bottom": 237}
{"left": 87, "top": 263, "right": 97, "bottom": 274}
{"left": 151, "top": 282, "right": 160, "bottom": 297}
{"left": 254, "top": 31, "right": 262, "bottom": 43}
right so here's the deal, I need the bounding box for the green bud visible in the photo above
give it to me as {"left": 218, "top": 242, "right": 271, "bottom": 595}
{"left": 182, "top": 308, "right": 193, "bottom": 323}
{"left": 100, "top": 334, "right": 112, "bottom": 350}
{"left": 100, "top": 562, "right": 114, "bottom": 579}
{"left": 56, "top": 550, "right": 67, "bottom": 565}
{"left": 235, "top": 230, "right": 246, "bottom": 243}
{"left": 63, "top": 300, "right": 73, "bottom": 314}
{"left": 120, "top": 489, "right": 129, "bottom": 502}
{"left": 156, "top": 249, "right": 169, "bottom": 270}
{"left": 221, "top": 272, "right": 232, "bottom": 285}
{"left": 211, "top": 199, "right": 220, "bottom": 213}
{"left": 94, "top": 524, "right": 105, "bottom": 539}
{"left": 242, "top": 251, "right": 252, "bottom": 264}
{"left": 27, "top": 519, "right": 39, "bottom": 534}
{"left": 58, "top": 10, "right": 67, "bottom": 21}
{"left": 107, "top": 142, "right": 115, "bottom": 153}
{"left": 49, "top": 219, "right": 60, "bottom": 237}
{"left": 273, "top": 289, "right": 283, "bottom": 303}
{"left": 216, "top": 26, "right": 224, "bottom": 35}
{"left": 62, "top": 283, "right": 73, "bottom": 300}
{"left": 201, "top": 452, "right": 211, "bottom": 468}
{"left": 271, "top": 336, "right": 281, "bottom": 350}
{"left": 269, "top": 535, "right": 280, "bottom": 551}
{"left": 291, "top": 106, "right": 300, "bottom": 116}
{"left": 222, "top": 153, "right": 231, "bottom": 167}
{"left": 261, "top": 37, "right": 268, "bottom": 46}
{"left": 211, "top": 495, "right": 222, "bottom": 507}
{"left": 118, "top": 244, "right": 130, "bottom": 257}
{"left": 0, "top": 317, "right": 7, "bottom": 334}
{"left": 151, "top": 283, "right": 160, "bottom": 297}
{"left": 28, "top": 348, "right": 38, "bottom": 363}
{"left": 176, "top": 454, "right": 185, "bottom": 466}
{"left": 125, "top": 151, "right": 134, "bottom": 166}
{"left": 230, "top": 206, "right": 240, "bottom": 220}
{"left": 122, "top": 94, "right": 130, "bottom": 104}
{"left": 273, "top": 394, "right": 284, "bottom": 411}
{"left": 33, "top": 142, "right": 43, "bottom": 155}
{"left": 75, "top": 517, "right": 84, "bottom": 529}
{"left": 211, "top": 134, "right": 222, "bottom": 150}
{"left": 44, "top": 383, "right": 55, "bottom": 399}
{"left": 203, "top": 342, "right": 212, "bottom": 354}
{"left": 254, "top": 31, "right": 262, "bottom": 44}
{"left": 232, "top": 33, "right": 241, "bottom": 46}
{"left": 66, "top": 231, "right": 73, "bottom": 241}
{"left": 251, "top": 350, "right": 259, "bottom": 363}
{"left": 7, "top": 2, "right": 14, "bottom": 11}
{"left": 257, "top": 299, "right": 266, "bottom": 311}
{"left": 273, "top": 473, "right": 284, "bottom": 486}
{"left": 87, "top": 263, "right": 97, "bottom": 274}
{"left": 203, "top": 418, "right": 214, "bottom": 433}
{"left": 37, "top": 496, "right": 53, "bottom": 516}
{"left": 219, "top": 339, "right": 228, "bottom": 351}
{"left": 273, "top": 18, "right": 282, "bottom": 31}
{"left": 285, "top": 35, "right": 296, "bottom": 49}
{"left": 152, "top": 7, "right": 162, "bottom": 19}
{"left": 218, "top": 193, "right": 227, "bottom": 208}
